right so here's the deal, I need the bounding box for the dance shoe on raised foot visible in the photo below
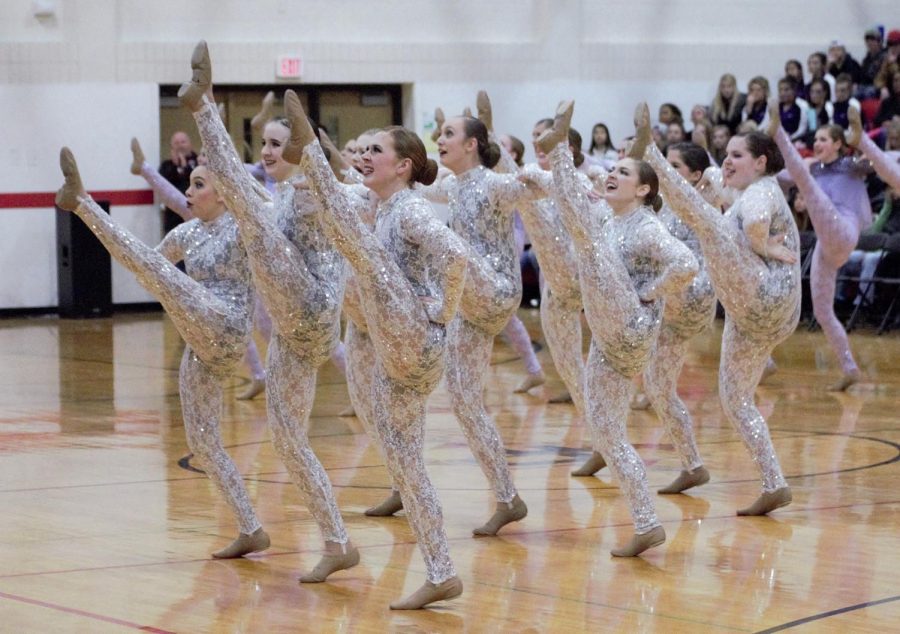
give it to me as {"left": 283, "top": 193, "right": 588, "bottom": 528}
{"left": 535, "top": 100, "right": 574, "bottom": 155}
{"left": 177, "top": 40, "right": 212, "bottom": 112}
{"left": 212, "top": 527, "right": 270, "bottom": 559}
{"left": 630, "top": 102, "right": 653, "bottom": 159}
{"left": 299, "top": 542, "right": 360, "bottom": 583}
{"left": 764, "top": 98, "right": 781, "bottom": 137}
{"left": 514, "top": 370, "right": 545, "bottom": 393}
{"left": 571, "top": 451, "right": 607, "bottom": 477}
{"left": 250, "top": 90, "right": 275, "bottom": 135}
{"left": 658, "top": 466, "right": 710, "bottom": 494}
{"left": 610, "top": 525, "right": 666, "bottom": 557}
{"left": 236, "top": 377, "right": 265, "bottom": 401}
{"left": 365, "top": 490, "right": 403, "bottom": 517}
{"left": 846, "top": 106, "right": 863, "bottom": 147}
{"left": 129, "top": 138, "right": 145, "bottom": 176}
{"left": 56, "top": 148, "right": 86, "bottom": 212}
{"left": 826, "top": 369, "right": 860, "bottom": 392}
{"left": 282, "top": 89, "right": 317, "bottom": 164}
{"left": 390, "top": 576, "right": 463, "bottom": 610}
{"left": 473, "top": 495, "right": 527, "bottom": 536}
{"left": 736, "top": 486, "right": 792, "bottom": 516}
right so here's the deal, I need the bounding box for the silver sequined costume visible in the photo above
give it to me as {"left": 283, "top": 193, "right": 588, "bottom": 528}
{"left": 194, "top": 99, "right": 350, "bottom": 545}
{"left": 301, "top": 140, "right": 467, "bottom": 585}
{"left": 443, "top": 164, "right": 529, "bottom": 505}
{"left": 644, "top": 189, "right": 718, "bottom": 471}
{"left": 645, "top": 143, "right": 800, "bottom": 494}
{"left": 517, "top": 165, "right": 589, "bottom": 418}
{"left": 70, "top": 197, "right": 261, "bottom": 535}
{"left": 550, "top": 143, "right": 698, "bottom": 533}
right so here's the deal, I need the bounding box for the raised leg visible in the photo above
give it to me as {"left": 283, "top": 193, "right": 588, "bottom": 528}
{"left": 857, "top": 129, "right": 900, "bottom": 191}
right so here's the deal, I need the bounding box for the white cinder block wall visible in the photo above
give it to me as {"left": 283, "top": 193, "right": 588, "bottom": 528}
{"left": 0, "top": 0, "right": 895, "bottom": 308}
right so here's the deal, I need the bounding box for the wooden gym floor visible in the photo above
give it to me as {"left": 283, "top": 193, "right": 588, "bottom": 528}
{"left": 0, "top": 309, "right": 898, "bottom": 633}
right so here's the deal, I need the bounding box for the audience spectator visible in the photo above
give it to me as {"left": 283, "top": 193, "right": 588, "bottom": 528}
{"left": 666, "top": 120, "right": 687, "bottom": 147}
{"left": 587, "top": 122, "right": 618, "bottom": 164}
{"left": 860, "top": 27, "right": 888, "bottom": 98}
{"left": 808, "top": 51, "right": 837, "bottom": 96}
{"left": 777, "top": 77, "right": 809, "bottom": 141}
{"left": 785, "top": 59, "right": 807, "bottom": 99}
{"left": 832, "top": 73, "right": 862, "bottom": 129}
{"left": 743, "top": 76, "right": 770, "bottom": 127}
{"left": 886, "top": 29, "right": 900, "bottom": 66}
{"left": 805, "top": 78, "right": 834, "bottom": 146}
{"left": 827, "top": 40, "right": 863, "bottom": 85}
{"left": 710, "top": 124, "right": 731, "bottom": 165}
{"left": 874, "top": 63, "right": 900, "bottom": 127}
{"left": 710, "top": 73, "right": 746, "bottom": 133}
{"left": 158, "top": 130, "right": 198, "bottom": 232}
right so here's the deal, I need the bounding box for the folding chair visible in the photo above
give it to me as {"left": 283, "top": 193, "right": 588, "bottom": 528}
{"left": 844, "top": 233, "right": 888, "bottom": 331}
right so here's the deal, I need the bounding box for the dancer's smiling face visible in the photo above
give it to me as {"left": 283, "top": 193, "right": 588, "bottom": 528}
{"left": 261, "top": 121, "right": 294, "bottom": 182}
{"left": 604, "top": 158, "right": 650, "bottom": 212}
{"left": 361, "top": 131, "right": 412, "bottom": 197}
{"left": 185, "top": 166, "right": 226, "bottom": 222}
{"left": 722, "top": 136, "right": 766, "bottom": 190}
{"left": 813, "top": 127, "right": 842, "bottom": 163}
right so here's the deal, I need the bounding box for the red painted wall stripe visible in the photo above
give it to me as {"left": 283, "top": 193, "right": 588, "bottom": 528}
{"left": 0, "top": 190, "right": 154, "bottom": 209}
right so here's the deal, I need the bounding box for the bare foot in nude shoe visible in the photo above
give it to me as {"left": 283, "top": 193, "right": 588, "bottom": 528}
{"left": 845, "top": 106, "right": 863, "bottom": 147}
{"left": 365, "top": 490, "right": 404, "bottom": 517}
{"left": 535, "top": 100, "right": 574, "bottom": 155}
{"left": 129, "top": 138, "right": 145, "bottom": 175}
{"left": 299, "top": 541, "right": 360, "bottom": 583}
{"left": 658, "top": 466, "right": 710, "bottom": 494}
{"left": 630, "top": 102, "right": 653, "bottom": 159}
{"left": 476, "top": 90, "right": 493, "bottom": 132}
{"left": 318, "top": 129, "right": 351, "bottom": 177}
{"left": 736, "top": 486, "right": 792, "bottom": 516}
{"left": 610, "top": 525, "right": 665, "bottom": 557}
{"left": 630, "top": 392, "right": 651, "bottom": 410}
{"left": 827, "top": 368, "right": 861, "bottom": 392}
{"left": 765, "top": 98, "right": 781, "bottom": 138}
{"left": 212, "top": 527, "right": 270, "bottom": 559}
{"left": 282, "top": 89, "right": 317, "bottom": 164}
{"left": 250, "top": 90, "right": 275, "bottom": 136}
{"left": 390, "top": 576, "right": 463, "bottom": 610}
{"left": 236, "top": 377, "right": 265, "bottom": 400}
{"left": 514, "top": 370, "right": 545, "bottom": 393}
{"left": 571, "top": 451, "right": 606, "bottom": 477}
{"left": 431, "top": 107, "right": 446, "bottom": 142}
{"left": 56, "top": 148, "right": 87, "bottom": 211}
{"left": 473, "top": 495, "right": 527, "bottom": 536}
{"left": 547, "top": 389, "right": 573, "bottom": 404}
{"left": 177, "top": 40, "right": 212, "bottom": 113}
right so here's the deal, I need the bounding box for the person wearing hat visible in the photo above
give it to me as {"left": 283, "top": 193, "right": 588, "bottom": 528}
{"left": 887, "top": 29, "right": 900, "bottom": 65}
{"left": 828, "top": 40, "right": 863, "bottom": 86}
{"left": 860, "top": 28, "right": 887, "bottom": 98}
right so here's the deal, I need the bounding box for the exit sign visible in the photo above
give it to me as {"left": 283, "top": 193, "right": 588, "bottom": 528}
{"left": 276, "top": 55, "right": 303, "bottom": 79}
